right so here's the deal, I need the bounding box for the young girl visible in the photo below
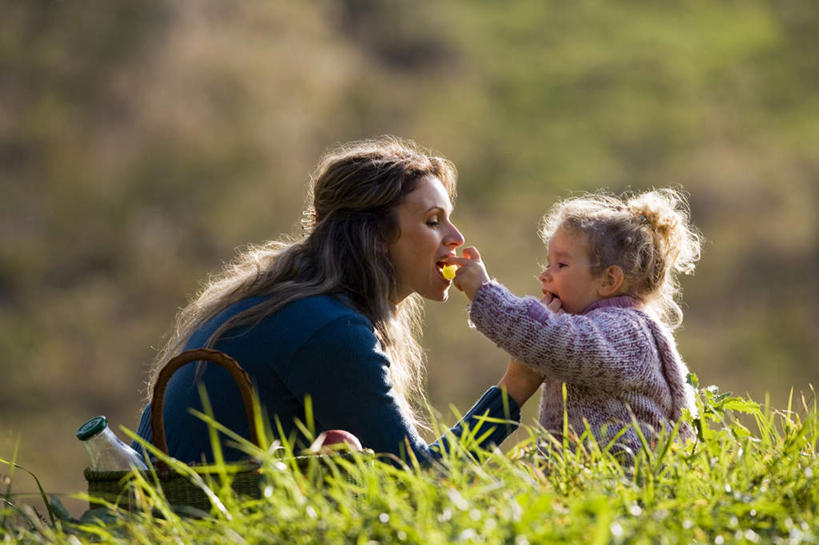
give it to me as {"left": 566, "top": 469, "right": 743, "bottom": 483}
{"left": 447, "top": 188, "right": 702, "bottom": 458}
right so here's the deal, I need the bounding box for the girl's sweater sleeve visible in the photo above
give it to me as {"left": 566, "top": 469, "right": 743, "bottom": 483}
{"left": 469, "top": 282, "right": 654, "bottom": 392}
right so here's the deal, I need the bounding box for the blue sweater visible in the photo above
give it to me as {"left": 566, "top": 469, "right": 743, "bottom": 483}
{"left": 133, "top": 294, "right": 520, "bottom": 465}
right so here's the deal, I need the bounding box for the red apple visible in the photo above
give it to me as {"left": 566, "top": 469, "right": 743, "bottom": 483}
{"left": 311, "top": 429, "right": 363, "bottom": 452}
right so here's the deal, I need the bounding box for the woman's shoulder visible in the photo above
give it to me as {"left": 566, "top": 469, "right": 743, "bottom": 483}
{"left": 278, "top": 293, "right": 367, "bottom": 325}
{"left": 255, "top": 294, "right": 374, "bottom": 345}
{"left": 271, "top": 295, "right": 385, "bottom": 377}
{"left": 197, "top": 293, "right": 371, "bottom": 350}
{"left": 199, "top": 294, "right": 376, "bottom": 371}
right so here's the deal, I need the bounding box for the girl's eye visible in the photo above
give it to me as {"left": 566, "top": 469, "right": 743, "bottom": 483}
{"left": 558, "top": 263, "right": 568, "bottom": 268}
{"left": 426, "top": 217, "right": 441, "bottom": 227}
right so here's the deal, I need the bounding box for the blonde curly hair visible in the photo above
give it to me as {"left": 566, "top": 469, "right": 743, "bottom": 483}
{"left": 540, "top": 188, "right": 702, "bottom": 329}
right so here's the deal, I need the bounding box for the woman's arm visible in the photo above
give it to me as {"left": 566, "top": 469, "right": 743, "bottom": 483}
{"left": 284, "top": 314, "right": 520, "bottom": 464}
{"left": 498, "top": 358, "right": 544, "bottom": 407}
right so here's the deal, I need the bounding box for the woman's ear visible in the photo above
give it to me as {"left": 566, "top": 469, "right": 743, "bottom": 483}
{"left": 597, "top": 265, "right": 625, "bottom": 297}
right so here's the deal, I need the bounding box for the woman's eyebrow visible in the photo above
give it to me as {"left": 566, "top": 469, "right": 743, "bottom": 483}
{"left": 424, "top": 205, "right": 449, "bottom": 215}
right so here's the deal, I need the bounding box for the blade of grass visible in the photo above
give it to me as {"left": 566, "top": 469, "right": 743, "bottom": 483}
{"left": 0, "top": 454, "right": 56, "bottom": 527}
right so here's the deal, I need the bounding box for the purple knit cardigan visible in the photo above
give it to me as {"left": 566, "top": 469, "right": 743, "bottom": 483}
{"left": 469, "top": 282, "right": 696, "bottom": 455}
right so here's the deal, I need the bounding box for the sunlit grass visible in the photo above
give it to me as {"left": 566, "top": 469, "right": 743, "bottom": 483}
{"left": 2, "top": 381, "right": 817, "bottom": 544}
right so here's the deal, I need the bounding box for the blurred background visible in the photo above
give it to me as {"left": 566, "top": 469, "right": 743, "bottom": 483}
{"left": 2, "top": 0, "right": 817, "bottom": 515}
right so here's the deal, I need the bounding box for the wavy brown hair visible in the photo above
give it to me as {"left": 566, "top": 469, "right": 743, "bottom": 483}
{"left": 146, "top": 136, "right": 458, "bottom": 427}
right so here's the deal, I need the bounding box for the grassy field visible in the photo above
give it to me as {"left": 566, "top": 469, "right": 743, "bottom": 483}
{"left": 3, "top": 0, "right": 818, "bottom": 506}
{"left": 2, "top": 380, "right": 816, "bottom": 544}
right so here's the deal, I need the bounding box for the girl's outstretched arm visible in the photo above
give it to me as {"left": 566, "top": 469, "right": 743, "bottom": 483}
{"left": 469, "top": 282, "right": 654, "bottom": 392}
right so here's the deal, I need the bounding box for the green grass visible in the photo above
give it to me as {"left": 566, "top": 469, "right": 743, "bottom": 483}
{"left": 2, "top": 382, "right": 817, "bottom": 544}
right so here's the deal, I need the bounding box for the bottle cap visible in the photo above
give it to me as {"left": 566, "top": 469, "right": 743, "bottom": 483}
{"left": 76, "top": 415, "right": 108, "bottom": 441}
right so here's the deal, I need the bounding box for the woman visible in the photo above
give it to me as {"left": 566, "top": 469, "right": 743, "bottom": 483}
{"left": 133, "top": 136, "right": 542, "bottom": 465}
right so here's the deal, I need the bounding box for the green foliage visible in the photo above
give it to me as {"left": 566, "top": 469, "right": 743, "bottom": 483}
{"left": 2, "top": 386, "right": 818, "bottom": 544}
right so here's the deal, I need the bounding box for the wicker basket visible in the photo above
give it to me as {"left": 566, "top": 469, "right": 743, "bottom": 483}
{"left": 84, "top": 348, "right": 264, "bottom": 512}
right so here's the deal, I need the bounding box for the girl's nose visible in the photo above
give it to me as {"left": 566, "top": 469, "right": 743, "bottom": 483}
{"left": 539, "top": 269, "right": 550, "bottom": 282}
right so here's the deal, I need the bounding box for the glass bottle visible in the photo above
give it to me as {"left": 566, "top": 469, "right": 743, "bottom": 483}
{"left": 76, "top": 415, "right": 147, "bottom": 471}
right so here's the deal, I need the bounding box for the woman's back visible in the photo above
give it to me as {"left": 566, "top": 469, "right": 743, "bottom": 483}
{"left": 134, "top": 294, "right": 411, "bottom": 463}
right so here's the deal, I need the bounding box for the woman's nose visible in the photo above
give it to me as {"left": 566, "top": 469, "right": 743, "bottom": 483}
{"left": 445, "top": 223, "right": 465, "bottom": 248}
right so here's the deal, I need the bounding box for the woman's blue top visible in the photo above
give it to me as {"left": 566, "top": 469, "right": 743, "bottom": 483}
{"left": 133, "top": 294, "right": 520, "bottom": 465}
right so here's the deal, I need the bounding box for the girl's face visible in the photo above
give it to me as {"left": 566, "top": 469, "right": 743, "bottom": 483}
{"left": 539, "top": 226, "right": 605, "bottom": 314}
{"left": 388, "top": 176, "right": 465, "bottom": 303}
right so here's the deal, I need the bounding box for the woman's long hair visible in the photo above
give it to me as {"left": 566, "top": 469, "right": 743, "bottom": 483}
{"left": 145, "top": 136, "right": 458, "bottom": 428}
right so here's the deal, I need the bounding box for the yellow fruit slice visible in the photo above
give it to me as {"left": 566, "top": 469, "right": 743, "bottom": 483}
{"left": 442, "top": 264, "right": 458, "bottom": 280}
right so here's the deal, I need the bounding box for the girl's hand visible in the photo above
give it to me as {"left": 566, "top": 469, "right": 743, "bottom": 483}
{"left": 445, "top": 246, "right": 490, "bottom": 300}
{"left": 540, "top": 293, "right": 564, "bottom": 314}
{"left": 498, "top": 358, "right": 544, "bottom": 407}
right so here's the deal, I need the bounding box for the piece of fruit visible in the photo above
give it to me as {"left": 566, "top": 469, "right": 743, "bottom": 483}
{"left": 442, "top": 264, "right": 458, "bottom": 280}
{"left": 311, "top": 429, "right": 363, "bottom": 452}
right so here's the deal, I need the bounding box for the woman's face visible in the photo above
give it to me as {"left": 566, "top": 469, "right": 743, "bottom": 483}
{"left": 388, "top": 176, "right": 465, "bottom": 303}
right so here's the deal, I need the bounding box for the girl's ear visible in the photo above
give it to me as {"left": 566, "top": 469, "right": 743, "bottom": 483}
{"left": 597, "top": 265, "right": 625, "bottom": 297}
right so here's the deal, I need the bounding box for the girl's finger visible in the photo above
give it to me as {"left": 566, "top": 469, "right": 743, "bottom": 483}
{"left": 443, "top": 256, "right": 474, "bottom": 267}
{"left": 461, "top": 246, "right": 482, "bottom": 261}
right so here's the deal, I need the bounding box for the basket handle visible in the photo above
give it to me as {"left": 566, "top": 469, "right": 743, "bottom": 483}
{"left": 150, "top": 348, "right": 260, "bottom": 464}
